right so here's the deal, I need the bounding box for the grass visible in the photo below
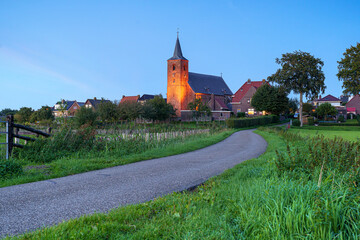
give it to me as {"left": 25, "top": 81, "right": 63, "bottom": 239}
{"left": 7, "top": 129, "right": 360, "bottom": 239}
{"left": 289, "top": 125, "right": 360, "bottom": 142}
{"left": 0, "top": 129, "right": 236, "bottom": 188}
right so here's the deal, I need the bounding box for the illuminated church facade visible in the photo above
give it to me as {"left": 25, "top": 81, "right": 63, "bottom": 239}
{"left": 167, "top": 36, "right": 233, "bottom": 120}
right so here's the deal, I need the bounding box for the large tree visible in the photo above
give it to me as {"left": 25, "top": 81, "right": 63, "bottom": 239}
{"left": 251, "top": 84, "right": 289, "bottom": 115}
{"left": 337, "top": 42, "right": 360, "bottom": 95}
{"left": 268, "top": 51, "right": 326, "bottom": 127}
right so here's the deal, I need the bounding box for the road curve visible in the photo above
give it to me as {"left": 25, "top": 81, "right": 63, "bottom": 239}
{"left": 0, "top": 129, "right": 267, "bottom": 237}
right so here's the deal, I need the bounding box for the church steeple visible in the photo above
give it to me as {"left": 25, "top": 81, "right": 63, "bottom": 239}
{"left": 168, "top": 34, "right": 187, "bottom": 60}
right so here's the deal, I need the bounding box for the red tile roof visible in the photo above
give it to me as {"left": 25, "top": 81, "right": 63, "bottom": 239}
{"left": 316, "top": 94, "right": 341, "bottom": 102}
{"left": 232, "top": 80, "right": 267, "bottom": 102}
{"left": 120, "top": 96, "right": 139, "bottom": 104}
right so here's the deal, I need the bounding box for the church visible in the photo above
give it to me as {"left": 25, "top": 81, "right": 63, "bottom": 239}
{"left": 167, "top": 35, "right": 233, "bottom": 120}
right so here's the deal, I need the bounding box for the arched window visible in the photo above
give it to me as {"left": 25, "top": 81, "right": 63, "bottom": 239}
{"left": 184, "top": 66, "right": 186, "bottom": 71}
{"left": 173, "top": 65, "right": 175, "bottom": 71}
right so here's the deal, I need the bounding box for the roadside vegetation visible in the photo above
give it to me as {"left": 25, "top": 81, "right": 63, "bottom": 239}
{"left": 0, "top": 121, "right": 235, "bottom": 188}
{"left": 7, "top": 127, "right": 360, "bottom": 239}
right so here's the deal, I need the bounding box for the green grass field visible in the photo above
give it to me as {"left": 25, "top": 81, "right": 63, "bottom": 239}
{"left": 289, "top": 125, "right": 360, "bottom": 142}
{"left": 7, "top": 129, "right": 360, "bottom": 240}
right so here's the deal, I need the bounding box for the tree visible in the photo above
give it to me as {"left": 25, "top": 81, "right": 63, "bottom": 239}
{"left": 74, "top": 106, "right": 98, "bottom": 128}
{"left": 188, "top": 98, "right": 211, "bottom": 119}
{"left": 118, "top": 101, "right": 143, "bottom": 121}
{"left": 0, "top": 108, "right": 18, "bottom": 116}
{"left": 302, "top": 103, "right": 313, "bottom": 115}
{"left": 337, "top": 43, "right": 360, "bottom": 95}
{"left": 29, "top": 106, "right": 54, "bottom": 123}
{"left": 142, "top": 95, "right": 175, "bottom": 121}
{"left": 251, "top": 84, "right": 289, "bottom": 115}
{"left": 97, "top": 101, "right": 119, "bottom": 123}
{"left": 288, "top": 98, "right": 299, "bottom": 114}
{"left": 14, "top": 107, "right": 34, "bottom": 123}
{"left": 316, "top": 103, "right": 337, "bottom": 121}
{"left": 268, "top": 51, "right": 326, "bottom": 127}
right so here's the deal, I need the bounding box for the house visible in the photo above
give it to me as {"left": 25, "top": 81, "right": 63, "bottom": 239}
{"left": 346, "top": 95, "right": 360, "bottom": 116}
{"left": 313, "top": 95, "right": 342, "bottom": 107}
{"left": 313, "top": 94, "right": 347, "bottom": 119}
{"left": 52, "top": 100, "right": 81, "bottom": 117}
{"left": 138, "top": 94, "right": 155, "bottom": 104}
{"left": 84, "top": 97, "right": 110, "bottom": 109}
{"left": 166, "top": 35, "right": 233, "bottom": 120}
{"left": 119, "top": 95, "right": 140, "bottom": 104}
{"left": 230, "top": 79, "right": 268, "bottom": 116}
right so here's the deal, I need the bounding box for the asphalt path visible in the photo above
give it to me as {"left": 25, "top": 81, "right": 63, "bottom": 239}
{"left": 0, "top": 129, "right": 267, "bottom": 237}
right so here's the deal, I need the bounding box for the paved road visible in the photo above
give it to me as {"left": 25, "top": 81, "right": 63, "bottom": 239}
{"left": 0, "top": 129, "right": 267, "bottom": 237}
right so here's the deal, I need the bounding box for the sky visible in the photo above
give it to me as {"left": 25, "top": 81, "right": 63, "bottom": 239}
{"left": 1, "top": 0, "right": 360, "bottom": 110}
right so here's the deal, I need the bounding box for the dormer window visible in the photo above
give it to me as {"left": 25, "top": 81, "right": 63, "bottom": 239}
{"left": 173, "top": 65, "right": 175, "bottom": 71}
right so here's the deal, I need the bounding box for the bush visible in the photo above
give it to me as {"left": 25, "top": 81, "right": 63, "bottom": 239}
{"left": 338, "top": 115, "right": 345, "bottom": 122}
{"left": 357, "top": 115, "right": 360, "bottom": 124}
{"left": 74, "top": 107, "right": 98, "bottom": 128}
{"left": 307, "top": 117, "right": 314, "bottom": 126}
{"left": 292, "top": 119, "right": 300, "bottom": 126}
{"left": 226, "top": 115, "right": 279, "bottom": 128}
{"left": 236, "top": 112, "right": 246, "bottom": 118}
{"left": 0, "top": 160, "right": 23, "bottom": 179}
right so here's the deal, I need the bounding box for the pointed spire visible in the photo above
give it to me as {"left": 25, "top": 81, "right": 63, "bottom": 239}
{"left": 168, "top": 32, "right": 187, "bottom": 60}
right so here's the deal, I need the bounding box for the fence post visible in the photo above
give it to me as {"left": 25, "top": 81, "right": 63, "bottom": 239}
{"left": 6, "top": 115, "right": 14, "bottom": 157}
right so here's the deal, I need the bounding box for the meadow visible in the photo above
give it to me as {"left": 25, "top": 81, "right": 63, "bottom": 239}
{"left": 7, "top": 127, "right": 360, "bottom": 239}
{"left": 289, "top": 125, "right": 360, "bottom": 142}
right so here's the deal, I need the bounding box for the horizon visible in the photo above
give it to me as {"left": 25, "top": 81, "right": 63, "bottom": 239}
{"left": 1, "top": 0, "right": 360, "bottom": 110}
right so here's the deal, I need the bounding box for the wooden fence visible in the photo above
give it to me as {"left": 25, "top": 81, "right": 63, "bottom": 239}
{"left": 5, "top": 115, "right": 51, "bottom": 157}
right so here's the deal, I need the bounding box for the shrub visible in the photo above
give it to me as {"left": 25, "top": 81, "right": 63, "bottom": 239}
{"left": 357, "top": 115, "right": 360, "bottom": 124}
{"left": 74, "top": 107, "right": 98, "bottom": 128}
{"left": 292, "top": 119, "right": 300, "bottom": 126}
{"left": 236, "top": 112, "right": 246, "bottom": 118}
{"left": 0, "top": 160, "right": 23, "bottom": 179}
{"left": 307, "top": 117, "right": 314, "bottom": 125}
{"left": 225, "top": 115, "right": 278, "bottom": 128}
{"left": 338, "top": 115, "right": 345, "bottom": 122}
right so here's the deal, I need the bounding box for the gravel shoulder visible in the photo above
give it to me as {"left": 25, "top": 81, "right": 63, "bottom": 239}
{"left": 0, "top": 129, "right": 267, "bottom": 237}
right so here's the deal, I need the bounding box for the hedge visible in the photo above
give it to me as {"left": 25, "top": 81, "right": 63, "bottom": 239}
{"left": 225, "top": 115, "right": 280, "bottom": 128}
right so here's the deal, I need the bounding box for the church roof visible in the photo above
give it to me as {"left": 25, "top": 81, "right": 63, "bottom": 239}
{"left": 188, "top": 72, "right": 233, "bottom": 96}
{"left": 168, "top": 36, "right": 187, "bottom": 60}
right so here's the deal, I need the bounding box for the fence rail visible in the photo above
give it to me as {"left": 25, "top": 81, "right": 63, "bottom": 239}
{"left": 0, "top": 120, "right": 9, "bottom": 159}
{"left": 2, "top": 115, "right": 51, "bottom": 158}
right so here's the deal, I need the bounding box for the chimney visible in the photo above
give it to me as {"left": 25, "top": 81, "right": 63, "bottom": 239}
{"left": 122, "top": 95, "right": 125, "bottom": 98}
{"left": 247, "top": 78, "right": 251, "bottom": 84}
{"left": 94, "top": 97, "right": 97, "bottom": 100}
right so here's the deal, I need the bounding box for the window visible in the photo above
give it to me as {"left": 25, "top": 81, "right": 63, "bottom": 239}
{"left": 237, "top": 109, "right": 241, "bottom": 113}
{"left": 173, "top": 79, "right": 175, "bottom": 83}
{"left": 173, "top": 65, "right": 175, "bottom": 71}
{"left": 248, "top": 108, "right": 254, "bottom": 115}
{"left": 184, "top": 66, "right": 186, "bottom": 71}
{"left": 247, "top": 99, "right": 250, "bottom": 103}
{"left": 74, "top": 106, "right": 77, "bottom": 110}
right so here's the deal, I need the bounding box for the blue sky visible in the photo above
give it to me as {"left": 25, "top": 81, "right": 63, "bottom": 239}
{"left": 1, "top": 0, "right": 359, "bottom": 110}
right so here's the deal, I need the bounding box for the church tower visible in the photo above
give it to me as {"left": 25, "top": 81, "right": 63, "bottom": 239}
{"left": 167, "top": 35, "right": 191, "bottom": 117}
